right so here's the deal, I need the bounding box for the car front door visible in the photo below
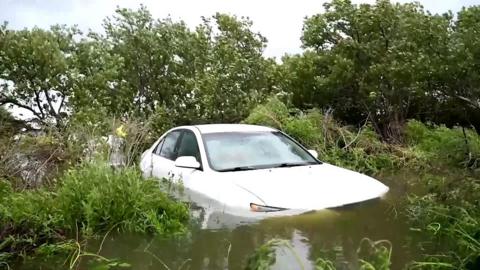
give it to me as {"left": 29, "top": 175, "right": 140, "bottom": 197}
{"left": 151, "top": 130, "right": 182, "bottom": 180}
{"left": 172, "top": 130, "right": 203, "bottom": 187}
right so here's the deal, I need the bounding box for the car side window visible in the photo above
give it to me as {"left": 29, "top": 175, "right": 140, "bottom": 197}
{"left": 153, "top": 139, "right": 165, "bottom": 155}
{"left": 159, "top": 131, "right": 181, "bottom": 160}
{"left": 177, "top": 130, "right": 201, "bottom": 163}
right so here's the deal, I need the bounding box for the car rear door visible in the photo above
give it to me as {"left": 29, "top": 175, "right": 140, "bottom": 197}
{"left": 151, "top": 130, "right": 182, "bottom": 180}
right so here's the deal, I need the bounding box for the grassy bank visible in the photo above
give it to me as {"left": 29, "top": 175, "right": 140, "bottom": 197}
{"left": 0, "top": 162, "right": 188, "bottom": 268}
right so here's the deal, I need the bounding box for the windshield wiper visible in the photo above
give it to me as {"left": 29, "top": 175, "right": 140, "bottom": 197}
{"left": 272, "top": 162, "right": 316, "bottom": 168}
{"left": 218, "top": 162, "right": 318, "bottom": 172}
{"left": 217, "top": 166, "right": 257, "bottom": 172}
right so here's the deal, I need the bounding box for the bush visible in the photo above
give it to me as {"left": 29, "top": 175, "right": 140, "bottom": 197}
{"left": 244, "top": 98, "right": 412, "bottom": 174}
{"left": 246, "top": 98, "right": 480, "bottom": 174}
{"left": 0, "top": 115, "right": 159, "bottom": 190}
{"left": 0, "top": 132, "right": 72, "bottom": 189}
{"left": 243, "top": 97, "right": 290, "bottom": 130}
{"left": 0, "top": 162, "right": 188, "bottom": 262}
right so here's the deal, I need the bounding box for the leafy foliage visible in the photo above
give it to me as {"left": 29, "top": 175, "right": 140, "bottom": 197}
{"left": 245, "top": 239, "right": 280, "bottom": 270}
{"left": 1, "top": 2, "right": 480, "bottom": 138}
{"left": 246, "top": 98, "right": 480, "bottom": 174}
{"left": 0, "top": 25, "right": 80, "bottom": 127}
{"left": 1, "top": 7, "right": 275, "bottom": 129}
{"left": 72, "top": 7, "right": 274, "bottom": 125}
{"left": 283, "top": 0, "right": 480, "bottom": 139}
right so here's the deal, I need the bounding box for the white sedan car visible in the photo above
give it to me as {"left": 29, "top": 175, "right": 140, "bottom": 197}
{"left": 140, "top": 124, "right": 389, "bottom": 219}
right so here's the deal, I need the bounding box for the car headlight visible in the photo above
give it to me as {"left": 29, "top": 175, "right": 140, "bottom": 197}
{"left": 250, "top": 203, "right": 287, "bottom": 212}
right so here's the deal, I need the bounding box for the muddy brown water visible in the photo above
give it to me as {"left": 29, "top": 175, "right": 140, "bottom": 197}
{"left": 16, "top": 172, "right": 431, "bottom": 270}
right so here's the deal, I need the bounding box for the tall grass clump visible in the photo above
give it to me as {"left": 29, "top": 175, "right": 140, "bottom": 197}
{"left": 58, "top": 162, "right": 188, "bottom": 235}
{"left": 405, "top": 120, "right": 480, "bottom": 170}
{"left": 0, "top": 162, "right": 188, "bottom": 264}
{"left": 406, "top": 174, "right": 480, "bottom": 269}
{"left": 245, "top": 239, "right": 280, "bottom": 270}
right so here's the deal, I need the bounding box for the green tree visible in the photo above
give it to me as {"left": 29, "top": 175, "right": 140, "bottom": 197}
{"left": 297, "top": 0, "right": 453, "bottom": 139}
{"left": 101, "top": 6, "right": 196, "bottom": 118}
{"left": 0, "top": 24, "right": 80, "bottom": 128}
{"left": 441, "top": 6, "right": 480, "bottom": 132}
{"left": 188, "top": 13, "right": 276, "bottom": 123}
{"left": 93, "top": 7, "right": 275, "bottom": 124}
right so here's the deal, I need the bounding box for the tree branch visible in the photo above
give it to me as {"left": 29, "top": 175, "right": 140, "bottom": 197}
{"left": 34, "top": 90, "right": 45, "bottom": 119}
{"left": 43, "top": 89, "right": 57, "bottom": 116}
{"left": 379, "top": 24, "right": 389, "bottom": 51}
{"left": 458, "top": 95, "right": 480, "bottom": 109}
{"left": 0, "top": 96, "right": 45, "bottom": 121}
{"left": 58, "top": 94, "right": 66, "bottom": 114}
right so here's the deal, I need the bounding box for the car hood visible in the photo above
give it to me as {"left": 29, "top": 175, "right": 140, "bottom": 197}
{"left": 224, "top": 163, "right": 389, "bottom": 210}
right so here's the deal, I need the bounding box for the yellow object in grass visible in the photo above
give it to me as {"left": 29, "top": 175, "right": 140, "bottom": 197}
{"left": 116, "top": 125, "right": 127, "bottom": 138}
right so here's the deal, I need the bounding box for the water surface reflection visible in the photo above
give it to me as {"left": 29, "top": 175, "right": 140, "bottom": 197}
{"left": 94, "top": 193, "right": 420, "bottom": 270}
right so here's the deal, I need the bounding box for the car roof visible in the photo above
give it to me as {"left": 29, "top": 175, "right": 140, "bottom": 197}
{"left": 193, "top": 124, "right": 276, "bottom": 134}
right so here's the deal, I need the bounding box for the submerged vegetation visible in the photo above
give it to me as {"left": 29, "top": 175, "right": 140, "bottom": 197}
{"left": 1, "top": 0, "right": 480, "bottom": 268}
{"left": 246, "top": 237, "right": 392, "bottom": 270}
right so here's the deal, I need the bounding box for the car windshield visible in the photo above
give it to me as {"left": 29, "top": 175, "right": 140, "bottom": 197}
{"left": 202, "top": 131, "right": 319, "bottom": 172}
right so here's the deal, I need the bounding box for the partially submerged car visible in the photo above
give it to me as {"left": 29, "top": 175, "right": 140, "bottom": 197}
{"left": 140, "top": 124, "right": 389, "bottom": 219}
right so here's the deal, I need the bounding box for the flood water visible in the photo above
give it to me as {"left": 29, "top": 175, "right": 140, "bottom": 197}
{"left": 17, "top": 172, "right": 430, "bottom": 270}
{"left": 87, "top": 172, "right": 425, "bottom": 270}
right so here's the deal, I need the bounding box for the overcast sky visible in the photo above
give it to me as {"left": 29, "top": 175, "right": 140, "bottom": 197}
{"left": 1, "top": 0, "right": 479, "bottom": 58}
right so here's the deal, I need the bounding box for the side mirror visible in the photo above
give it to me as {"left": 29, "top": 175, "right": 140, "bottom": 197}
{"left": 175, "top": 156, "right": 200, "bottom": 169}
{"left": 308, "top": 149, "right": 318, "bottom": 159}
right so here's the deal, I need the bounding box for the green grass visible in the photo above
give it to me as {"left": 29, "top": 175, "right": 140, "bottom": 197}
{"left": 0, "top": 162, "right": 189, "bottom": 266}
{"left": 404, "top": 120, "right": 480, "bottom": 170}
{"left": 406, "top": 173, "right": 480, "bottom": 269}
{"left": 57, "top": 162, "right": 188, "bottom": 235}
{"left": 245, "top": 239, "right": 280, "bottom": 270}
